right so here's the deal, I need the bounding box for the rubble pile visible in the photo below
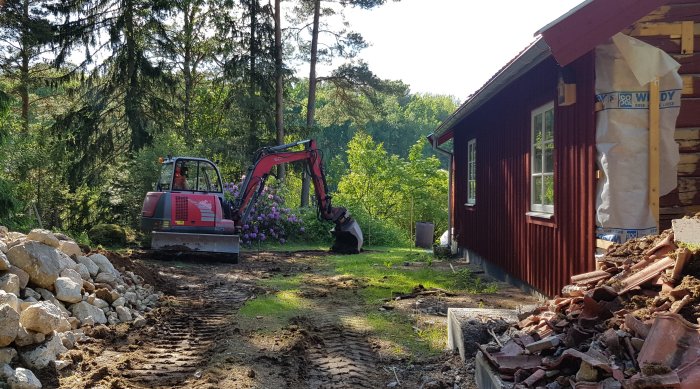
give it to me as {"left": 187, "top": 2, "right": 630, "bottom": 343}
{"left": 0, "top": 227, "right": 162, "bottom": 388}
{"left": 477, "top": 221, "right": 700, "bottom": 388}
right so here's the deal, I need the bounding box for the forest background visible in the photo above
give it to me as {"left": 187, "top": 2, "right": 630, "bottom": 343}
{"left": 0, "top": 0, "right": 455, "bottom": 247}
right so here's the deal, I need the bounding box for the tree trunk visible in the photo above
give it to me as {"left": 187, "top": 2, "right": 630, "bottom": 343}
{"left": 182, "top": 2, "right": 193, "bottom": 142}
{"left": 125, "top": 0, "right": 146, "bottom": 151}
{"left": 20, "top": 0, "right": 29, "bottom": 133}
{"left": 301, "top": 0, "right": 320, "bottom": 207}
{"left": 274, "top": 0, "right": 285, "bottom": 180}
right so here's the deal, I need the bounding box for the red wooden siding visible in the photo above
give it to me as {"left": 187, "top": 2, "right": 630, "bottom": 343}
{"left": 452, "top": 54, "right": 597, "bottom": 296}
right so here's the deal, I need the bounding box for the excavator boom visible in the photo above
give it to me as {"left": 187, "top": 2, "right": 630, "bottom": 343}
{"left": 233, "top": 139, "right": 363, "bottom": 253}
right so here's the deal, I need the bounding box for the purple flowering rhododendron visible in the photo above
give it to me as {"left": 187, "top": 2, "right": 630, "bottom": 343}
{"left": 225, "top": 180, "right": 305, "bottom": 245}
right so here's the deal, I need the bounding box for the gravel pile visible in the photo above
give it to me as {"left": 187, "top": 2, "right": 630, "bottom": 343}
{"left": 0, "top": 227, "right": 162, "bottom": 388}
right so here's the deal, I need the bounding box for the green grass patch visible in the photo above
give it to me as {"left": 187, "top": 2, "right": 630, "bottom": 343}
{"left": 326, "top": 248, "right": 494, "bottom": 303}
{"left": 238, "top": 290, "right": 309, "bottom": 332}
{"left": 366, "top": 312, "right": 446, "bottom": 358}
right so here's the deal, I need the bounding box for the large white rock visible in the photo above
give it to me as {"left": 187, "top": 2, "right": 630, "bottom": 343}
{"left": 0, "top": 347, "right": 16, "bottom": 364}
{"left": 34, "top": 289, "right": 71, "bottom": 318}
{"left": 6, "top": 232, "right": 26, "bottom": 242}
{"left": 59, "top": 268, "right": 82, "bottom": 285}
{"left": 0, "top": 304, "right": 19, "bottom": 347}
{"left": 19, "top": 298, "right": 38, "bottom": 312}
{"left": 92, "top": 298, "right": 109, "bottom": 309}
{"left": 14, "top": 326, "right": 45, "bottom": 347}
{"left": 0, "top": 240, "right": 8, "bottom": 254}
{"left": 54, "top": 277, "right": 82, "bottom": 304}
{"left": 58, "top": 240, "right": 81, "bottom": 258}
{"left": 74, "top": 263, "right": 91, "bottom": 281}
{"left": 0, "top": 363, "right": 13, "bottom": 380}
{"left": 0, "top": 273, "right": 20, "bottom": 296}
{"left": 124, "top": 291, "right": 138, "bottom": 304}
{"left": 70, "top": 301, "right": 107, "bottom": 325}
{"left": 0, "top": 251, "right": 9, "bottom": 270}
{"left": 116, "top": 306, "right": 132, "bottom": 322}
{"left": 88, "top": 253, "right": 118, "bottom": 276}
{"left": 112, "top": 297, "right": 126, "bottom": 307}
{"left": 20, "top": 302, "right": 71, "bottom": 335}
{"left": 20, "top": 332, "right": 67, "bottom": 369}
{"left": 59, "top": 331, "right": 76, "bottom": 349}
{"left": 6, "top": 241, "right": 66, "bottom": 289}
{"left": 26, "top": 229, "right": 60, "bottom": 248}
{"left": 22, "top": 288, "right": 41, "bottom": 301}
{"left": 94, "top": 272, "right": 117, "bottom": 287}
{"left": 76, "top": 256, "right": 99, "bottom": 277}
{"left": 7, "top": 366, "right": 43, "bottom": 389}
{"left": 8, "top": 266, "right": 29, "bottom": 289}
{"left": 0, "top": 290, "right": 20, "bottom": 313}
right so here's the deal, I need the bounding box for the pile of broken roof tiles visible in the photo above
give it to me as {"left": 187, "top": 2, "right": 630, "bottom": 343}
{"left": 477, "top": 225, "right": 700, "bottom": 388}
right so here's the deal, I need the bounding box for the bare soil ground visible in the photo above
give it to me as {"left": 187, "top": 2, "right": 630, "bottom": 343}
{"left": 51, "top": 250, "right": 538, "bottom": 389}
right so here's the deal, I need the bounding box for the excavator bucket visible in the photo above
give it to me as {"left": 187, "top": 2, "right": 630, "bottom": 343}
{"left": 331, "top": 219, "right": 363, "bottom": 254}
{"left": 150, "top": 232, "right": 240, "bottom": 262}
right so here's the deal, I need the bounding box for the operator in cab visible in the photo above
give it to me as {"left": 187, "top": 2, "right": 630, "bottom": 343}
{"left": 173, "top": 163, "right": 188, "bottom": 190}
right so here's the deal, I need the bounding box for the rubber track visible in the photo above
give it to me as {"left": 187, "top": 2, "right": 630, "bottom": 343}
{"left": 118, "top": 276, "right": 249, "bottom": 388}
{"left": 306, "top": 318, "right": 379, "bottom": 388}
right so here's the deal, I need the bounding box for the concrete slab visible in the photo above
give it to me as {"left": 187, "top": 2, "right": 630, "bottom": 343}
{"left": 447, "top": 308, "right": 520, "bottom": 361}
{"left": 474, "top": 351, "right": 511, "bottom": 389}
{"left": 672, "top": 218, "right": 700, "bottom": 245}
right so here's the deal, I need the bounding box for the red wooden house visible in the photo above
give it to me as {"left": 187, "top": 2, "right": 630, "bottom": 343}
{"left": 430, "top": 0, "right": 700, "bottom": 296}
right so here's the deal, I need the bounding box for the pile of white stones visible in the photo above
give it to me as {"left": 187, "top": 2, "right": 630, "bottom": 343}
{"left": 0, "top": 227, "right": 162, "bottom": 388}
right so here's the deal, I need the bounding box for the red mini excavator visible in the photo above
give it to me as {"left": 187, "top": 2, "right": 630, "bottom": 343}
{"left": 140, "top": 139, "right": 363, "bottom": 261}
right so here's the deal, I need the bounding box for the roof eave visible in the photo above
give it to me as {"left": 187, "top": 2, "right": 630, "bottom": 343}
{"left": 431, "top": 38, "right": 551, "bottom": 146}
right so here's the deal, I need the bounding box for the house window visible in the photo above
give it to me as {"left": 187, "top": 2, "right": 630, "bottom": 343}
{"left": 531, "top": 102, "right": 554, "bottom": 214}
{"left": 467, "top": 139, "right": 476, "bottom": 205}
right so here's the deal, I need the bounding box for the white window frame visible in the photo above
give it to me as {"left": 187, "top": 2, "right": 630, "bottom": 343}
{"left": 467, "top": 139, "right": 476, "bottom": 205}
{"left": 530, "top": 102, "right": 555, "bottom": 214}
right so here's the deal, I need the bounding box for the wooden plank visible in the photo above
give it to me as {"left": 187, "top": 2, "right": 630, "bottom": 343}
{"left": 650, "top": 78, "right": 661, "bottom": 230}
{"left": 628, "top": 21, "right": 700, "bottom": 37}
{"left": 636, "top": 4, "right": 700, "bottom": 24}
{"left": 678, "top": 176, "right": 700, "bottom": 192}
{"left": 677, "top": 139, "right": 700, "bottom": 152}
{"left": 677, "top": 163, "right": 700, "bottom": 175}
{"left": 678, "top": 141, "right": 700, "bottom": 153}
{"left": 675, "top": 127, "right": 700, "bottom": 140}
{"left": 660, "top": 205, "right": 700, "bottom": 216}
{"left": 682, "top": 75, "right": 696, "bottom": 96}
{"left": 660, "top": 189, "right": 700, "bottom": 206}
{"left": 682, "top": 21, "right": 695, "bottom": 54}
{"left": 679, "top": 153, "right": 700, "bottom": 164}
{"left": 635, "top": 36, "right": 700, "bottom": 54}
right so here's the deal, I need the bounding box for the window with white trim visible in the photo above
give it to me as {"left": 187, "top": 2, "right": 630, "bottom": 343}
{"left": 531, "top": 102, "right": 554, "bottom": 214}
{"left": 467, "top": 139, "right": 476, "bottom": 205}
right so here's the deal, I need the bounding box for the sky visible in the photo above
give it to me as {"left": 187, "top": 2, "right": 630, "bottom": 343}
{"left": 320, "top": 0, "right": 585, "bottom": 102}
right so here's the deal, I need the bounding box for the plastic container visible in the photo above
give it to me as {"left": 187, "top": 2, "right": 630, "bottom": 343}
{"left": 415, "top": 222, "right": 435, "bottom": 249}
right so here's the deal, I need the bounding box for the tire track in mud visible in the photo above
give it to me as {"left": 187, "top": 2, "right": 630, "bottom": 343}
{"left": 304, "top": 308, "right": 380, "bottom": 389}
{"left": 116, "top": 268, "right": 250, "bottom": 388}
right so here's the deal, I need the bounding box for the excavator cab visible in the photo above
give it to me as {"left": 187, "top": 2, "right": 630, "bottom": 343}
{"left": 141, "top": 157, "right": 240, "bottom": 260}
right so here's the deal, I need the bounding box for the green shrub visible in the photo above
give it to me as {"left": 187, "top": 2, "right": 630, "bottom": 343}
{"left": 88, "top": 223, "right": 127, "bottom": 247}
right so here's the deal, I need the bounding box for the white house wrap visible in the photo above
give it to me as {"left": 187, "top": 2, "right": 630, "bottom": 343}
{"left": 595, "top": 33, "right": 682, "bottom": 243}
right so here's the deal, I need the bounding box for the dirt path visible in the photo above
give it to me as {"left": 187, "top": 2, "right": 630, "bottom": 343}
{"left": 54, "top": 250, "right": 536, "bottom": 389}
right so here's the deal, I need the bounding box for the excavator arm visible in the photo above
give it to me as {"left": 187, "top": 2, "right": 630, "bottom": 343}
{"left": 231, "top": 139, "right": 363, "bottom": 253}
